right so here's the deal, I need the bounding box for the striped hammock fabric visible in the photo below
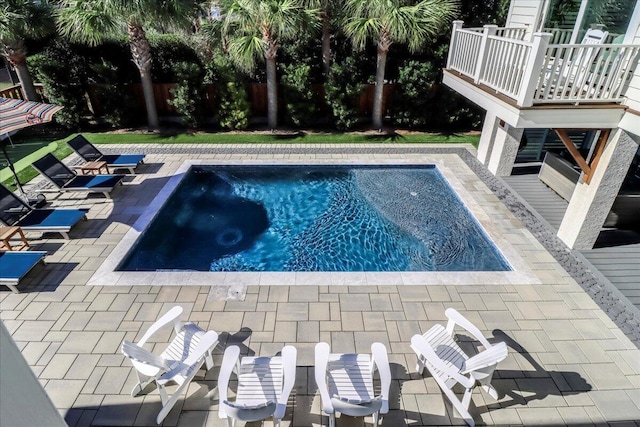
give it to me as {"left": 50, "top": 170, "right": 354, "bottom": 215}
{"left": 0, "top": 97, "right": 63, "bottom": 135}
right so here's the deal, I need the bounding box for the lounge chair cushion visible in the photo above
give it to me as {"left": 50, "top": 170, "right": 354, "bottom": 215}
{"left": 0, "top": 251, "right": 46, "bottom": 284}
{"left": 64, "top": 175, "right": 124, "bottom": 190}
{"left": 101, "top": 154, "right": 145, "bottom": 167}
{"left": 17, "top": 209, "right": 86, "bottom": 228}
{"left": 0, "top": 184, "right": 86, "bottom": 238}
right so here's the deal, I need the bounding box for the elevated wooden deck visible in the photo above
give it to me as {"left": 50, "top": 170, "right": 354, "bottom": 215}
{"left": 503, "top": 172, "right": 640, "bottom": 310}
{"left": 583, "top": 232, "right": 640, "bottom": 306}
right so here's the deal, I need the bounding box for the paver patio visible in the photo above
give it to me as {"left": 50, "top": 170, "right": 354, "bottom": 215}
{"left": 1, "top": 143, "right": 639, "bottom": 427}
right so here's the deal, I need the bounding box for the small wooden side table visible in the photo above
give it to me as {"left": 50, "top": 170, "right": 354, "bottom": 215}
{"left": 0, "top": 226, "right": 30, "bottom": 251}
{"left": 80, "top": 161, "right": 110, "bottom": 175}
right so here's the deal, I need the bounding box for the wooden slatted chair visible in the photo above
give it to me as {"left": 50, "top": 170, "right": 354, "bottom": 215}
{"left": 121, "top": 306, "right": 219, "bottom": 424}
{"left": 315, "top": 342, "right": 391, "bottom": 427}
{"left": 218, "top": 345, "right": 297, "bottom": 427}
{"left": 410, "top": 308, "right": 508, "bottom": 427}
{"left": 557, "top": 28, "right": 610, "bottom": 85}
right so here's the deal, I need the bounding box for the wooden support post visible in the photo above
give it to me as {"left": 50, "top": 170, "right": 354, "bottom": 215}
{"left": 554, "top": 129, "right": 591, "bottom": 174}
{"left": 583, "top": 129, "right": 610, "bottom": 184}
{"left": 553, "top": 128, "right": 612, "bottom": 185}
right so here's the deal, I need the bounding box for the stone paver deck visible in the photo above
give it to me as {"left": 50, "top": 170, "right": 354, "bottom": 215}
{"left": 1, "top": 144, "right": 639, "bottom": 427}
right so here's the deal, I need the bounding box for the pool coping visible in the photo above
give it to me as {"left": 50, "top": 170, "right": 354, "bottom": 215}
{"left": 89, "top": 157, "right": 540, "bottom": 287}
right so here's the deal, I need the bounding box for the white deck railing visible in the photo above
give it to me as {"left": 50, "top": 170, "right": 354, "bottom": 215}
{"left": 466, "top": 26, "right": 528, "bottom": 40}
{"left": 447, "top": 27, "right": 483, "bottom": 76}
{"left": 543, "top": 28, "right": 574, "bottom": 44}
{"left": 447, "top": 21, "right": 640, "bottom": 107}
{"left": 534, "top": 43, "right": 640, "bottom": 103}
{"left": 543, "top": 28, "right": 622, "bottom": 44}
{"left": 480, "top": 35, "right": 532, "bottom": 99}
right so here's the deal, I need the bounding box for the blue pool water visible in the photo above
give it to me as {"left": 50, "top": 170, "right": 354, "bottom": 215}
{"left": 118, "top": 165, "right": 511, "bottom": 272}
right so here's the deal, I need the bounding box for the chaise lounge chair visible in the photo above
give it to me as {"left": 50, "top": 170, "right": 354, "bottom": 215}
{"left": 0, "top": 184, "right": 86, "bottom": 239}
{"left": 0, "top": 251, "right": 47, "bottom": 293}
{"left": 121, "top": 305, "right": 219, "bottom": 424}
{"left": 67, "top": 134, "right": 145, "bottom": 174}
{"left": 32, "top": 154, "right": 125, "bottom": 198}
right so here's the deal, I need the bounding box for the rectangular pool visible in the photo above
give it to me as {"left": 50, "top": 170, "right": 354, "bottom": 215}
{"left": 117, "top": 165, "right": 510, "bottom": 272}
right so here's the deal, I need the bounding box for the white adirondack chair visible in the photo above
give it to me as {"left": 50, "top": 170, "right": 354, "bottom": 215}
{"left": 581, "top": 28, "right": 609, "bottom": 45}
{"left": 218, "top": 345, "right": 297, "bottom": 427}
{"left": 121, "top": 306, "right": 219, "bottom": 424}
{"left": 410, "top": 308, "right": 508, "bottom": 427}
{"left": 560, "top": 28, "right": 610, "bottom": 86}
{"left": 315, "top": 342, "right": 391, "bottom": 427}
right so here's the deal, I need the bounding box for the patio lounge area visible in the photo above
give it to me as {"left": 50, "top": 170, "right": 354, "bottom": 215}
{"left": 2, "top": 144, "right": 640, "bottom": 427}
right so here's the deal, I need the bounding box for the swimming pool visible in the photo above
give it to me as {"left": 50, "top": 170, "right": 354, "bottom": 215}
{"left": 117, "top": 165, "right": 510, "bottom": 272}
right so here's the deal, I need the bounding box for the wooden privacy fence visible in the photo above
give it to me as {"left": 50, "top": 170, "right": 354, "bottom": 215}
{"left": 3, "top": 82, "right": 395, "bottom": 120}
{"left": 86, "top": 84, "right": 216, "bottom": 116}
{"left": 0, "top": 84, "right": 47, "bottom": 102}
{"left": 84, "top": 83, "right": 395, "bottom": 119}
{"left": 247, "top": 83, "right": 395, "bottom": 118}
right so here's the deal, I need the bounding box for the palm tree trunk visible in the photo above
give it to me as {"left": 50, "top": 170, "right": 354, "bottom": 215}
{"left": 3, "top": 41, "right": 39, "bottom": 101}
{"left": 266, "top": 54, "right": 278, "bottom": 129}
{"left": 139, "top": 71, "right": 158, "bottom": 129}
{"left": 321, "top": 12, "right": 331, "bottom": 76}
{"left": 13, "top": 61, "right": 38, "bottom": 101}
{"left": 128, "top": 22, "right": 159, "bottom": 130}
{"left": 372, "top": 48, "right": 388, "bottom": 129}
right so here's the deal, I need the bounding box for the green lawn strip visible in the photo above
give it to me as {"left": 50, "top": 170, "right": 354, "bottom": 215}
{"left": 1, "top": 143, "right": 72, "bottom": 191}
{"left": 0, "top": 141, "right": 56, "bottom": 180}
{"left": 2, "top": 131, "right": 478, "bottom": 189}
{"left": 82, "top": 132, "right": 480, "bottom": 146}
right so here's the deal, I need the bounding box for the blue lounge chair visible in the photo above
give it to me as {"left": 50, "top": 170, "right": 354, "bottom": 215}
{"left": 0, "top": 184, "right": 86, "bottom": 239}
{"left": 0, "top": 251, "right": 47, "bottom": 293}
{"left": 31, "top": 154, "right": 125, "bottom": 198}
{"left": 67, "top": 134, "right": 145, "bottom": 174}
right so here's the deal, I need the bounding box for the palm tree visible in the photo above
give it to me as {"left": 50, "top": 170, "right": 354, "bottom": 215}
{"left": 57, "top": 0, "right": 202, "bottom": 130}
{"left": 0, "top": 1, "right": 54, "bottom": 101}
{"left": 306, "top": 0, "right": 344, "bottom": 76}
{"left": 344, "top": 0, "right": 458, "bottom": 129}
{"left": 218, "top": 0, "right": 319, "bottom": 129}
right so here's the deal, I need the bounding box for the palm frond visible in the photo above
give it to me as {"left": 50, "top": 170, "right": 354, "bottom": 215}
{"left": 106, "top": 0, "right": 203, "bottom": 32}
{"left": 57, "top": 0, "right": 121, "bottom": 46}
{"left": 343, "top": 0, "right": 458, "bottom": 53}
{"left": 221, "top": 0, "right": 256, "bottom": 36}
{"left": 227, "top": 34, "right": 264, "bottom": 72}
{"left": 344, "top": 17, "right": 381, "bottom": 51}
{"left": 0, "top": 0, "right": 54, "bottom": 42}
{"left": 216, "top": 0, "right": 320, "bottom": 68}
{"left": 403, "top": 0, "right": 458, "bottom": 51}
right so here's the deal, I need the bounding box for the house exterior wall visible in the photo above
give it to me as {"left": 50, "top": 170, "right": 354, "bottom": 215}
{"left": 623, "top": 23, "right": 640, "bottom": 114}
{"left": 506, "top": 0, "right": 545, "bottom": 36}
